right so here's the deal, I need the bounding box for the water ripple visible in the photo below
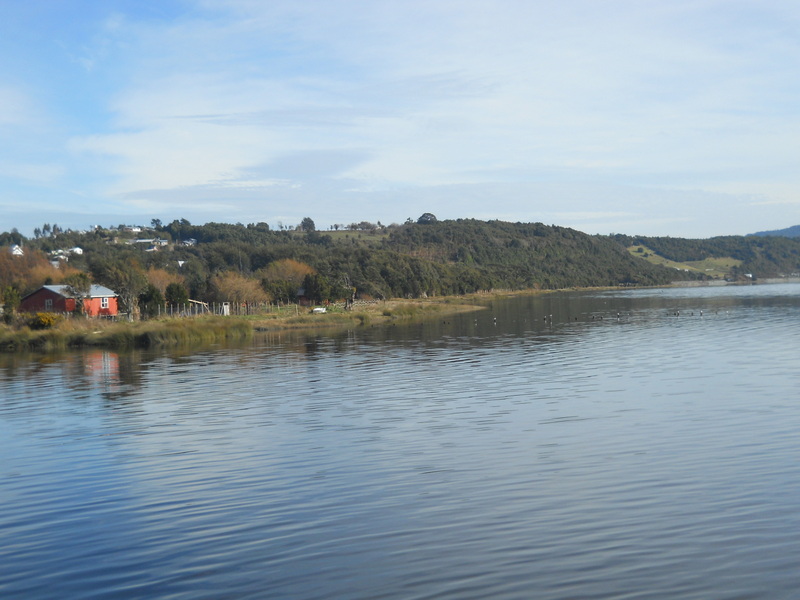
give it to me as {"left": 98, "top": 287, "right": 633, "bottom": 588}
{"left": 2, "top": 284, "right": 800, "bottom": 599}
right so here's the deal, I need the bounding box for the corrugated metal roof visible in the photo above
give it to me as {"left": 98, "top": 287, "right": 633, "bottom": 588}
{"left": 42, "top": 284, "right": 118, "bottom": 298}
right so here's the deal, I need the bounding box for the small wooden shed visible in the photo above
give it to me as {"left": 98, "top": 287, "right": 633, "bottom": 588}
{"left": 20, "top": 284, "right": 119, "bottom": 317}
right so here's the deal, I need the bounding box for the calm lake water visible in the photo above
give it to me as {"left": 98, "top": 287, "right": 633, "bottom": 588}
{"left": 2, "top": 283, "right": 799, "bottom": 599}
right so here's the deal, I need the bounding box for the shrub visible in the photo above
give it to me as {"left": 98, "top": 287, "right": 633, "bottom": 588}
{"left": 28, "top": 312, "right": 63, "bottom": 330}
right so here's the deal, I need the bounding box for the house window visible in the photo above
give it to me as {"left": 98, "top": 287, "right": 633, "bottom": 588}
{"left": 101, "top": 297, "right": 109, "bottom": 309}
{"left": 44, "top": 299, "right": 53, "bottom": 311}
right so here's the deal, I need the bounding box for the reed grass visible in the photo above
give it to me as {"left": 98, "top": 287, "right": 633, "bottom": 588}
{"left": 0, "top": 315, "right": 253, "bottom": 352}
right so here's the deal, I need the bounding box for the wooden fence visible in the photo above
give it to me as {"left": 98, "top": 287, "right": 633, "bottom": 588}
{"left": 145, "top": 298, "right": 384, "bottom": 319}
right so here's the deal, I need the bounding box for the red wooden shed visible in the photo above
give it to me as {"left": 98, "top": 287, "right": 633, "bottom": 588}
{"left": 20, "top": 284, "right": 119, "bottom": 317}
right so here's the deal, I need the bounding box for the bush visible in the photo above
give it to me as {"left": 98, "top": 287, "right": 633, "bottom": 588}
{"left": 28, "top": 312, "right": 63, "bottom": 330}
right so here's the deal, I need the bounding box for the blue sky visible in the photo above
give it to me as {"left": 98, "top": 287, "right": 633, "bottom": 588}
{"left": 1, "top": 0, "right": 799, "bottom": 238}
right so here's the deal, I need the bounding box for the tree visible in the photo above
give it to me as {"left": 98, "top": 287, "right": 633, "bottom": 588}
{"left": 165, "top": 282, "right": 189, "bottom": 306}
{"left": 256, "top": 259, "right": 315, "bottom": 286}
{"left": 0, "top": 247, "right": 60, "bottom": 295}
{"left": 146, "top": 267, "right": 184, "bottom": 295}
{"left": 210, "top": 271, "right": 270, "bottom": 304}
{"left": 62, "top": 272, "right": 92, "bottom": 316}
{"left": 263, "top": 280, "right": 297, "bottom": 304}
{"left": 257, "top": 259, "right": 315, "bottom": 303}
{"left": 1, "top": 285, "right": 21, "bottom": 323}
{"left": 92, "top": 258, "right": 147, "bottom": 320}
{"left": 302, "top": 273, "right": 331, "bottom": 304}
{"left": 300, "top": 217, "right": 316, "bottom": 232}
{"left": 138, "top": 284, "right": 164, "bottom": 318}
{"left": 417, "top": 213, "right": 438, "bottom": 224}
{"left": 330, "top": 274, "right": 355, "bottom": 303}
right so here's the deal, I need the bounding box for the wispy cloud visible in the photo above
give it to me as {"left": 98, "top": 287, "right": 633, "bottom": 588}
{"left": 3, "top": 0, "right": 800, "bottom": 235}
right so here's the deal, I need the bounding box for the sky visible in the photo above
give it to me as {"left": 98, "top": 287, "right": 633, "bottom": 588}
{"left": 1, "top": 0, "right": 799, "bottom": 239}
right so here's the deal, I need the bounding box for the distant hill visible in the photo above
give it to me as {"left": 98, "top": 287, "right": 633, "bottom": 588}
{"left": 612, "top": 233, "right": 800, "bottom": 279}
{"left": 748, "top": 225, "right": 800, "bottom": 238}
{"left": 3, "top": 218, "right": 703, "bottom": 302}
{"left": 382, "top": 219, "right": 705, "bottom": 290}
{"left": 7, "top": 218, "right": 800, "bottom": 305}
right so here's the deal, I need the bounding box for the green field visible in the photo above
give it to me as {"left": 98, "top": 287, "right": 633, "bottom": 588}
{"left": 627, "top": 245, "right": 742, "bottom": 279}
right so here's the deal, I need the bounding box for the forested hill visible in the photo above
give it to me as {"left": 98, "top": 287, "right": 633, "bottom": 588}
{"left": 749, "top": 224, "right": 800, "bottom": 238}
{"left": 8, "top": 217, "right": 800, "bottom": 312}
{"left": 2, "top": 218, "right": 700, "bottom": 309}
{"left": 161, "top": 218, "right": 701, "bottom": 294}
{"left": 383, "top": 219, "right": 693, "bottom": 290}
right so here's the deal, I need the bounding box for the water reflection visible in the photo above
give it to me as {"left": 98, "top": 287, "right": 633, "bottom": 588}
{"left": 2, "top": 283, "right": 799, "bottom": 600}
{"left": 3, "top": 283, "right": 797, "bottom": 404}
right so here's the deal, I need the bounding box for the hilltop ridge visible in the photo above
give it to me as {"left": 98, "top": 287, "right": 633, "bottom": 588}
{"left": 749, "top": 224, "right": 800, "bottom": 238}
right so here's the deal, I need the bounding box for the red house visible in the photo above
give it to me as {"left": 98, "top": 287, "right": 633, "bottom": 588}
{"left": 20, "top": 284, "right": 119, "bottom": 317}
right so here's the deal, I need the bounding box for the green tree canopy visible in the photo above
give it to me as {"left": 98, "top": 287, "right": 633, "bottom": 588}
{"left": 138, "top": 284, "right": 164, "bottom": 318}
{"left": 165, "top": 282, "right": 189, "bottom": 306}
{"left": 417, "top": 213, "right": 438, "bottom": 224}
{"left": 91, "top": 257, "right": 147, "bottom": 320}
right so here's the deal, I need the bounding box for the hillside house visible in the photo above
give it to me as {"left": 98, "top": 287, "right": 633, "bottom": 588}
{"left": 49, "top": 247, "right": 83, "bottom": 263}
{"left": 20, "top": 284, "right": 119, "bottom": 317}
{"left": 10, "top": 244, "right": 24, "bottom": 256}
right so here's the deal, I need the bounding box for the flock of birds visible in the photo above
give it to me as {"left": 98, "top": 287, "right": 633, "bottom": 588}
{"left": 439, "top": 308, "right": 727, "bottom": 327}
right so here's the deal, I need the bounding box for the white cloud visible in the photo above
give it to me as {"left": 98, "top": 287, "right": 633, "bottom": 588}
{"left": 11, "top": 0, "right": 800, "bottom": 237}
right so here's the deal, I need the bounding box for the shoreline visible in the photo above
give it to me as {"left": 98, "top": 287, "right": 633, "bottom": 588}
{"left": 3, "top": 279, "right": 798, "bottom": 353}
{"left": 0, "top": 295, "right": 491, "bottom": 353}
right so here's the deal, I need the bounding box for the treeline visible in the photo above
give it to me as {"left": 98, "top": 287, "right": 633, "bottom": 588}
{"left": 2, "top": 217, "right": 712, "bottom": 317}
{"left": 157, "top": 218, "right": 705, "bottom": 296}
{"left": 612, "top": 234, "right": 800, "bottom": 277}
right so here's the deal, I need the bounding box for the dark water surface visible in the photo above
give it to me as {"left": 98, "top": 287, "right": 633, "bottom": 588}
{"left": 2, "top": 283, "right": 799, "bottom": 599}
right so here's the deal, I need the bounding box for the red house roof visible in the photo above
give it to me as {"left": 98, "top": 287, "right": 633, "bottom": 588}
{"left": 33, "top": 284, "right": 118, "bottom": 299}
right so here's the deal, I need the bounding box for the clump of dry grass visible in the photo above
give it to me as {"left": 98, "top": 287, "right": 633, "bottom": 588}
{"left": 0, "top": 315, "right": 252, "bottom": 352}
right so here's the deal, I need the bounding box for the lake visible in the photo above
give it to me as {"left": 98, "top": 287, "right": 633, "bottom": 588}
{"left": 2, "top": 283, "right": 799, "bottom": 599}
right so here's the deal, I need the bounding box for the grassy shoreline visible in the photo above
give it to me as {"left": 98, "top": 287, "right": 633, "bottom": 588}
{"left": 3, "top": 279, "right": 793, "bottom": 353}
{"left": 0, "top": 315, "right": 254, "bottom": 353}
{"left": 6, "top": 281, "right": 747, "bottom": 353}
{"left": 0, "top": 295, "right": 491, "bottom": 353}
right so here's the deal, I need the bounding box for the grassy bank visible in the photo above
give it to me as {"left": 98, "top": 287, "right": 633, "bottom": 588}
{"left": 0, "top": 297, "right": 488, "bottom": 353}
{"left": 247, "top": 298, "right": 486, "bottom": 331}
{"left": 0, "top": 315, "right": 253, "bottom": 352}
